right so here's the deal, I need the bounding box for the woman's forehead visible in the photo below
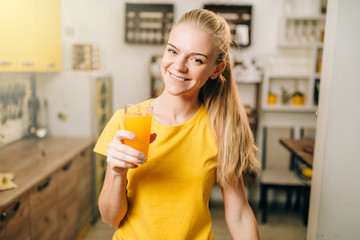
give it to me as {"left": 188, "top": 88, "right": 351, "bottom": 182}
{"left": 168, "top": 24, "right": 218, "bottom": 58}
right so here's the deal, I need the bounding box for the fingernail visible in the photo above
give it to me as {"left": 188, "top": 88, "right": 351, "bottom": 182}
{"left": 137, "top": 159, "right": 146, "bottom": 165}
{"left": 130, "top": 134, "right": 135, "bottom": 139}
{"left": 140, "top": 153, "right": 145, "bottom": 159}
{"left": 133, "top": 165, "right": 138, "bottom": 169}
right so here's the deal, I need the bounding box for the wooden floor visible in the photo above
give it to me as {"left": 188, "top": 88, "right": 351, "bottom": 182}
{"left": 83, "top": 205, "right": 306, "bottom": 240}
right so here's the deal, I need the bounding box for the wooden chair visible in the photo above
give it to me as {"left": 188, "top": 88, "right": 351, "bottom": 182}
{"left": 300, "top": 127, "right": 316, "bottom": 140}
{"left": 259, "top": 126, "right": 307, "bottom": 223}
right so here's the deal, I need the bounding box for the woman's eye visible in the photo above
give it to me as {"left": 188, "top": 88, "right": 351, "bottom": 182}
{"left": 167, "top": 48, "right": 176, "bottom": 55}
{"left": 193, "top": 58, "right": 204, "bottom": 64}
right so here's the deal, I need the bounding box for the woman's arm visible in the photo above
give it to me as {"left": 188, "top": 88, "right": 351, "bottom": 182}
{"left": 98, "top": 131, "right": 157, "bottom": 228}
{"left": 98, "top": 164, "right": 129, "bottom": 228}
{"left": 220, "top": 176, "right": 260, "bottom": 240}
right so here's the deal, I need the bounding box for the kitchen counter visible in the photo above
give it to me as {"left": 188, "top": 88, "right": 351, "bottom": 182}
{"left": 0, "top": 137, "right": 94, "bottom": 208}
{"left": 0, "top": 137, "right": 95, "bottom": 239}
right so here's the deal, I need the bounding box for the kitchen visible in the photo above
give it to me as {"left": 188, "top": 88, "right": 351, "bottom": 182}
{"left": 1, "top": 0, "right": 360, "bottom": 239}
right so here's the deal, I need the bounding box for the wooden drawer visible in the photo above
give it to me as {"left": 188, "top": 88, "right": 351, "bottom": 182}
{"left": 74, "top": 148, "right": 94, "bottom": 233}
{"left": 0, "top": 195, "right": 31, "bottom": 240}
{"left": 57, "top": 159, "right": 78, "bottom": 199}
{"left": 58, "top": 194, "right": 79, "bottom": 240}
{"left": 76, "top": 151, "right": 92, "bottom": 196}
{"left": 29, "top": 176, "right": 58, "bottom": 240}
{"left": 57, "top": 149, "right": 93, "bottom": 240}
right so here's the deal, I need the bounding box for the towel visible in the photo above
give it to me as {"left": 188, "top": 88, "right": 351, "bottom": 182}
{"left": 0, "top": 173, "right": 17, "bottom": 191}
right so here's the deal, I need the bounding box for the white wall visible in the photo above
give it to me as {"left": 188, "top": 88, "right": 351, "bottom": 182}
{"left": 60, "top": 0, "right": 318, "bottom": 111}
{"left": 59, "top": 0, "right": 321, "bottom": 148}
{"left": 307, "top": 0, "right": 360, "bottom": 239}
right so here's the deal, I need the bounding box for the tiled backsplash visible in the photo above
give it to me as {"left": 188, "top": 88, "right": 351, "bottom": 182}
{"left": 0, "top": 74, "right": 32, "bottom": 147}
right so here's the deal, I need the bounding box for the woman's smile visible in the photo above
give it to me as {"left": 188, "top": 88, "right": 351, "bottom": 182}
{"left": 169, "top": 71, "right": 189, "bottom": 81}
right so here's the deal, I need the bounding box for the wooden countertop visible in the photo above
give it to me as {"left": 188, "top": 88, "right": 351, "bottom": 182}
{"left": 0, "top": 137, "right": 94, "bottom": 208}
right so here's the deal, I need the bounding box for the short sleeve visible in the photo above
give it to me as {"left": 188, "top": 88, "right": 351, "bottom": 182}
{"left": 93, "top": 109, "right": 125, "bottom": 156}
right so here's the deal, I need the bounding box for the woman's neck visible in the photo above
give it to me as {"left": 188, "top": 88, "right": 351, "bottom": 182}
{"left": 151, "top": 92, "right": 201, "bottom": 126}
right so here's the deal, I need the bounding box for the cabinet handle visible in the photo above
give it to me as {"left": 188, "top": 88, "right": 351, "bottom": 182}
{"left": 81, "top": 149, "right": 90, "bottom": 157}
{"left": 0, "top": 61, "right": 13, "bottom": 66}
{"left": 0, "top": 202, "right": 20, "bottom": 222}
{"left": 46, "top": 62, "right": 56, "bottom": 67}
{"left": 21, "top": 61, "right": 34, "bottom": 66}
{"left": 37, "top": 177, "right": 51, "bottom": 191}
{"left": 62, "top": 160, "right": 73, "bottom": 171}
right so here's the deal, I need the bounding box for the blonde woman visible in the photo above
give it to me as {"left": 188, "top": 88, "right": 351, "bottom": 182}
{"left": 94, "top": 9, "right": 260, "bottom": 240}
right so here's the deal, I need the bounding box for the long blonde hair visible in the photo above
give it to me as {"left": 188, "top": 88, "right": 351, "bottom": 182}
{"left": 176, "top": 9, "right": 260, "bottom": 189}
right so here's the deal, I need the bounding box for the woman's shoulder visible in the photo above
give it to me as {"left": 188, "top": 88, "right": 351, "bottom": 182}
{"left": 139, "top": 98, "right": 153, "bottom": 106}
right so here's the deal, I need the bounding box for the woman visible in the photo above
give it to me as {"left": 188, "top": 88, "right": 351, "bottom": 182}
{"left": 94, "top": 9, "right": 260, "bottom": 240}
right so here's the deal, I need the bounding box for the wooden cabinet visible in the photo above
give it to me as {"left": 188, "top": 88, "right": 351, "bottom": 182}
{"left": 56, "top": 146, "right": 94, "bottom": 240}
{"left": 75, "top": 149, "right": 93, "bottom": 230}
{"left": 29, "top": 177, "right": 58, "bottom": 240}
{"left": 0, "top": 138, "right": 94, "bottom": 240}
{"left": 57, "top": 159, "right": 80, "bottom": 240}
{"left": 0, "top": 195, "right": 31, "bottom": 240}
{"left": 0, "top": 0, "right": 62, "bottom": 72}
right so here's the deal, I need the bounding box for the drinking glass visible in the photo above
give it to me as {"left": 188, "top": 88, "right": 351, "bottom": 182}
{"left": 124, "top": 104, "right": 153, "bottom": 160}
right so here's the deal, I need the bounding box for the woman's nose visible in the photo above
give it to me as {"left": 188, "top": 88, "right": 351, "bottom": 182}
{"left": 174, "top": 57, "right": 187, "bottom": 72}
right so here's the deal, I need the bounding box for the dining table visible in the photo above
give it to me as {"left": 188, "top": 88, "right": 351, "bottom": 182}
{"left": 279, "top": 138, "right": 315, "bottom": 225}
{"left": 279, "top": 139, "right": 314, "bottom": 169}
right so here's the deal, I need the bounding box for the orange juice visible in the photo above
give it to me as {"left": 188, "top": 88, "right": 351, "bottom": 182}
{"left": 124, "top": 105, "right": 153, "bottom": 159}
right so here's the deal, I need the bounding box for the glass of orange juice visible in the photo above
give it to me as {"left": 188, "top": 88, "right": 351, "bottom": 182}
{"left": 124, "top": 104, "right": 153, "bottom": 161}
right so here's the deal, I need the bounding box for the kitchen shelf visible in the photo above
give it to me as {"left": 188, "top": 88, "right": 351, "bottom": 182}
{"left": 261, "top": 14, "right": 325, "bottom": 112}
{"left": 262, "top": 105, "right": 317, "bottom": 112}
{"left": 204, "top": 4, "right": 252, "bottom": 47}
{"left": 279, "top": 42, "right": 323, "bottom": 48}
{"left": 262, "top": 74, "right": 314, "bottom": 111}
{"left": 125, "top": 3, "right": 174, "bottom": 45}
{"left": 279, "top": 15, "right": 326, "bottom": 47}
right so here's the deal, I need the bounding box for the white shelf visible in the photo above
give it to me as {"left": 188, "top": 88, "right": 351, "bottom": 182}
{"left": 261, "top": 14, "right": 325, "bottom": 113}
{"left": 266, "top": 73, "right": 312, "bottom": 79}
{"left": 262, "top": 105, "right": 317, "bottom": 112}
{"left": 278, "top": 42, "right": 323, "bottom": 48}
{"left": 279, "top": 15, "right": 326, "bottom": 49}
{"left": 283, "top": 14, "right": 326, "bottom": 20}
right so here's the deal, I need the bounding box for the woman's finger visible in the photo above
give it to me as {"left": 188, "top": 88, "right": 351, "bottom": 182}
{"left": 107, "top": 155, "right": 137, "bottom": 170}
{"left": 113, "top": 129, "right": 136, "bottom": 143}
{"left": 109, "top": 140, "right": 145, "bottom": 160}
{"left": 107, "top": 147, "right": 145, "bottom": 166}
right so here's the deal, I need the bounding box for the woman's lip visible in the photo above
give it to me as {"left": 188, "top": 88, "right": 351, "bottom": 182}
{"left": 169, "top": 71, "right": 188, "bottom": 81}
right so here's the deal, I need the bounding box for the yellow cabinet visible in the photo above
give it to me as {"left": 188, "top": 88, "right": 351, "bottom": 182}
{"left": 36, "top": 0, "right": 62, "bottom": 71}
{"left": 0, "top": 0, "right": 17, "bottom": 71}
{"left": 0, "top": 0, "right": 62, "bottom": 72}
{"left": 16, "top": 0, "right": 39, "bottom": 71}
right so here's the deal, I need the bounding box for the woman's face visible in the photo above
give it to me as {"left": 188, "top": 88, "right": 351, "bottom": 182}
{"left": 161, "top": 24, "right": 220, "bottom": 98}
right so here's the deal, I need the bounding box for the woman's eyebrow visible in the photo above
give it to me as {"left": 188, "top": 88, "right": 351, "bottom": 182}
{"left": 167, "top": 43, "right": 208, "bottom": 59}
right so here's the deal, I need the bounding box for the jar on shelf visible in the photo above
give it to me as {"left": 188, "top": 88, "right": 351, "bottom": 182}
{"left": 292, "top": 91, "right": 304, "bottom": 105}
{"left": 267, "top": 93, "right": 277, "bottom": 105}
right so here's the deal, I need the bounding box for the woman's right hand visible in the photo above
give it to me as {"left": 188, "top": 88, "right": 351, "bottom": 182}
{"left": 106, "top": 130, "right": 146, "bottom": 176}
{"left": 106, "top": 130, "right": 157, "bottom": 176}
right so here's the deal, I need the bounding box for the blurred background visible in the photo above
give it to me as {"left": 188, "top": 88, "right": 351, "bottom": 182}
{"left": 1, "top": 0, "right": 360, "bottom": 239}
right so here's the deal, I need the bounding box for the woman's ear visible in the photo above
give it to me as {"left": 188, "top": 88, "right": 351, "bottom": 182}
{"left": 210, "top": 61, "right": 226, "bottom": 79}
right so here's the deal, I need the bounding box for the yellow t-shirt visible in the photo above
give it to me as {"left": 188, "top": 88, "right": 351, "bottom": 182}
{"left": 94, "top": 100, "right": 218, "bottom": 240}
